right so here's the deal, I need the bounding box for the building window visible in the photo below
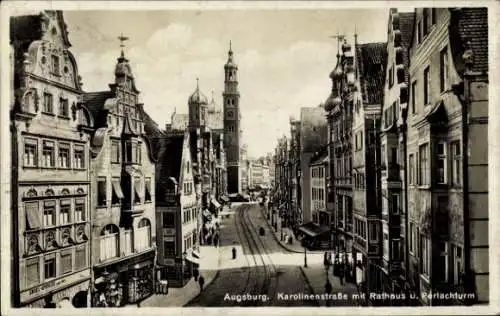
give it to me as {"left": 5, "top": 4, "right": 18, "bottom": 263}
{"left": 75, "top": 198, "right": 85, "bottom": 222}
{"left": 417, "top": 21, "right": 422, "bottom": 44}
{"left": 369, "top": 222, "right": 378, "bottom": 241}
{"left": 420, "top": 234, "right": 430, "bottom": 277}
{"left": 75, "top": 246, "right": 86, "bottom": 271}
{"left": 25, "top": 201, "right": 41, "bottom": 230}
{"left": 97, "top": 178, "right": 107, "bottom": 207}
{"left": 383, "top": 233, "right": 389, "bottom": 259}
{"left": 24, "top": 138, "right": 38, "bottom": 167}
{"left": 423, "top": 9, "right": 429, "bottom": 36}
{"left": 43, "top": 93, "right": 53, "bottom": 114}
{"left": 163, "top": 213, "right": 175, "bottom": 228}
{"left": 59, "top": 98, "right": 69, "bottom": 117}
{"left": 60, "top": 251, "right": 72, "bottom": 275}
{"left": 437, "top": 242, "right": 449, "bottom": 282}
{"left": 409, "top": 154, "right": 415, "bottom": 185}
{"left": 111, "top": 140, "right": 120, "bottom": 163}
{"left": 389, "top": 67, "right": 394, "bottom": 87}
{"left": 411, "top": 81, "right": 417, "bottom": 114}
{"left": 51, "top": 55, "right": 60, "bottom": 74}
{"left": 419, "top": 143, "right": 429, "bottom": 185}
{"left": 42, "top": 141, "right": 55, "bottom": 167}
{"left": 123, "top": 228, "right": 133, "bottom": 254}
{"left": 125, "top": 141, "right": 133, "bottom": 163}
{"left": 436, "top": 141, "right": 447, "bottom": 184}
{"left": 100, "top": 225, "right": 119, "bottom": 261}
{"left": 381, "top": 144, "right": 386, "bottom": 166}
{"left": 451, "top": 244, "right": 463, "bottom": 285}
{"left": 423, "top": 66, "right": 430, "bottom": 105}
{"left": 136, "top": 218, "right": 151, "bottom": 252}
{"left": 392, "top": 239, "right": 400, "bottom": 261}
{"left": 164, "top": 241, "right": 175, "bottom": 256}
{"left": 409, "top": 222, "right": 415, "bottom": 254}
{"left": 451, "top": 141, "right": 462, "bottom": 186}
{"left": 43, "top": 201, "right": 55, "bottom": 227}
{"left": 58, "top": 143, "right": 70, "bottom": 168}
{"left": 145, "top": 178, "right": 152, "bottom": 202}
{"left": 111, "top": 178, "right": 123, "bottom": 205}
{"left": 440, "top": 46, "right": 449, "bottom": 92}
{"left": 134, "top": 178, "right": 142, "bottom": 204}
{"left": 74, "top": 145, "right": 85, "bottom": 169}
{"left": 391, "top": 194, "right": 399, "bottom": 214}
{"left": 136, "top": 142, "right": 142, "bottom": 164}
{"left": 44, "top": 255, "right": 56, "bottom": 280}
{"left": 26, "top": 258, "right": 40, "bottom": 288}
{"left": 59, "top": 199, "right": 71, "bottom": 225}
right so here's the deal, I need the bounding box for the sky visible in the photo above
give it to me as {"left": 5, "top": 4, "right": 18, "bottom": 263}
{"left": 10, "top": 6, "right": 400, "bottom": 158}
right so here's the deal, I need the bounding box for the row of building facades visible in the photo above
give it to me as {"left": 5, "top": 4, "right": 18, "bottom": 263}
{"left": 272, "top": 7, "right": 488, "bottom": 306}
{"left": 9, "top": 10, "right": 242, "bottom": 307}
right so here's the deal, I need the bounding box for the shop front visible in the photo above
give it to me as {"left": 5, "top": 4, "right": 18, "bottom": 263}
{"left": 298, "top": 222, "right": 330, "bottom": 250}
{"left": 20, "top": 270, "right": 91, "bottom": 308}
{"left": 92, "top": 250, "right": 155, "bottom": 307}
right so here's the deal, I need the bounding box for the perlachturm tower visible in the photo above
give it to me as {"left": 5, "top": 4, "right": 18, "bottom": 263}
{"left": 223, "top": 41, "right": 241, "bottom": 194}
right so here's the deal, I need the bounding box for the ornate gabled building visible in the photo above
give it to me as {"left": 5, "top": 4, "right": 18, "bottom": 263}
{"left": 10, "top": 10, "right": 94, "bottom": 308}
{"left": 379, "top": 9, "right": 415, "bottom": 305}
{"left": 406, "top": 7, "right": 488, "bottom": 305}
{"left": 350, "top": 39, "right": 387, "bottom": 301}
{"left": 83, "top": 41, "right": 156, "bottom": 307}
{"left": 152, "top": 131, "right": 200, "bottom": 287}
{"left": 323, "top": 37, "right": 356, "bottom": 282}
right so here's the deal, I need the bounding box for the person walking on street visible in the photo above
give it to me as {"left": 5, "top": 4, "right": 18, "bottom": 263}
{"left": 193, "top": 268, "right": 199, "bottom": 281}
{"left": 214, "top": 234, "right": 219, "bottom": 248}
{"left": 198, "top": 275, "right": 205, "bottom": 292}
{"left": 324, "top": 279, "right": 333, "bottom": 307}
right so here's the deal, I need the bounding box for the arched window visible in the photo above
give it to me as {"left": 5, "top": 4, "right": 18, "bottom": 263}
{"left": 100, "top": 224, "right": 119, "bottom": 261}
{"left": 136, "top": 218, "right": 151, "bottom": 252}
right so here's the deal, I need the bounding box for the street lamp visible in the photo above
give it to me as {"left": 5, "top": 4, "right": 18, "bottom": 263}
{"left": 301, "top": 238, "right": 308, "bottom": 268}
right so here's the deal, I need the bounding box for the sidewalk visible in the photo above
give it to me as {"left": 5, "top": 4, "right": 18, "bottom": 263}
{"left": 261, "top": 207, "right": 322, "bottom": 254}
{"left": 139, "top": 245, "right": 222, "bottom": 307}
{"left": 300, "top": 262, "right": 360, "bottom": 307}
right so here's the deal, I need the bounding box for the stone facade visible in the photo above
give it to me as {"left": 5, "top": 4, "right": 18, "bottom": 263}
{"left": 10, "top": 11, "right": 93, "bottom": 308}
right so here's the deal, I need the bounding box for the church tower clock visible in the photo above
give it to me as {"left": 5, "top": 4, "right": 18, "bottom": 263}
{"left": 223, "top": 41, "right": 241, "bottom": 194}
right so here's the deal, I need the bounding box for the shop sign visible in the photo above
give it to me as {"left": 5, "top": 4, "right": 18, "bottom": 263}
{"left": 21, "top": 270, "right": 90, "bottom": 302}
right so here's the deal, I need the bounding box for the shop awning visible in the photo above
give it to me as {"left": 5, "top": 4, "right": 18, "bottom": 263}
{"left": 192, "top": 249, "right": 200, "bottom": 259}
{"left": 211, "top": 199, "right": 221, "bottom": 209}
{"left": 220, "top": 195, "right": 230, "bottom": 202}
{"left": 185, "top": 253, "right": 200, "bottom": 265}
{"left": 298, "top": 222, "right": 330, "bottom": 238}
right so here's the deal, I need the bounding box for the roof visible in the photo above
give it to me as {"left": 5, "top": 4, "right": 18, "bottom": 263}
{"left": 139, "top": 106, "right": 165, "bottom": 159}
{"left": 82, "top": 91, "right": 114, "bottom": 128}
{"left": 399, "top": 12, "right": 415, "bottom": 83}
{"left": 449, "top": 7, "right": 488, "bottom": 75}
{"left": 300, "top": 107, "right": 328, "bottom": 153}
{"left": 356, "top": 42, "right": 387, "bottom": 104}
{"left": 156, "top": 134, "right": 185, "bottom": 200}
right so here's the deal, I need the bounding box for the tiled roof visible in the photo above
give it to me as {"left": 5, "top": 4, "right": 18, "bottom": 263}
{"left": 356, "top": 42, "right": 387, "bottom": 104}
{"left": 82, "top": 91, "right": 114, "bottom": 128}
{"left": 449, "top": 7, "right": 488, "bottom": 75}
{"left": 300, "top": 107, "right": 328, "bottom": 153}
{"left": 399, "top": 12, "right": 415, "bottom": 83}
{"left": 138, "top": 106, "right": 165, "bottom": 160}
{"left": 156, "top": 134, "right": 185, "bottom": 202}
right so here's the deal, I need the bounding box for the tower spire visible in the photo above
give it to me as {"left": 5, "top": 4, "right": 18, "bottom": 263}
{"left": 196, "top": 77, "right": 199, "bottom": 91}
{"left": 118, "top": 33, "right": 129, "bottom": 59}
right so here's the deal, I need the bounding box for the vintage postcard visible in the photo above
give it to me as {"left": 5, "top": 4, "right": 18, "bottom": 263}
{"left": 1, "top": 1, "right": 498, "bottom": 315}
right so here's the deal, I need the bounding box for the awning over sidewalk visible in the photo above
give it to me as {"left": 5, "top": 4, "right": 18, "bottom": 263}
{"left": 220, "top": 195, "right": 230, "bottom": 202}
{"left": 298, "top": 222, "right": 330, "bottom": 238}
{"left": 185, "top": 253, "right": 200, "bottom": 265}
{"left": 211, "top": 199, "right": 221, "bottom": 209}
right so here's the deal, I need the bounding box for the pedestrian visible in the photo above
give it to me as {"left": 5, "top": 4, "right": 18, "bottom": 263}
{"left": 198, "top": 275, "right": 205, "bottom": 292}
{"left": 43, "top": 294, "right": 56, "bottom": 308}
{"left": 339, "top": 267, "right": 344, "bottom": 285}
{"left": 213, "top": 234, "right": 219, "bottom": 247}
{"left": 193, "top": 268, "right": 199, "bottom": 281}
{"left": 324, "top": 279, "right": 332, "bottom": 294}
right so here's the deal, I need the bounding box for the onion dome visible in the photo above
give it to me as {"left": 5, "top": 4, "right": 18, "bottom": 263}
{"left": 188, "top": 79, "right": 208, "bottom": 105}
{"left": 329, "top": 56, "right": 344, "bottom": 80}
{"left": 324, "top": 93, "right": 337, "bottom": 112}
